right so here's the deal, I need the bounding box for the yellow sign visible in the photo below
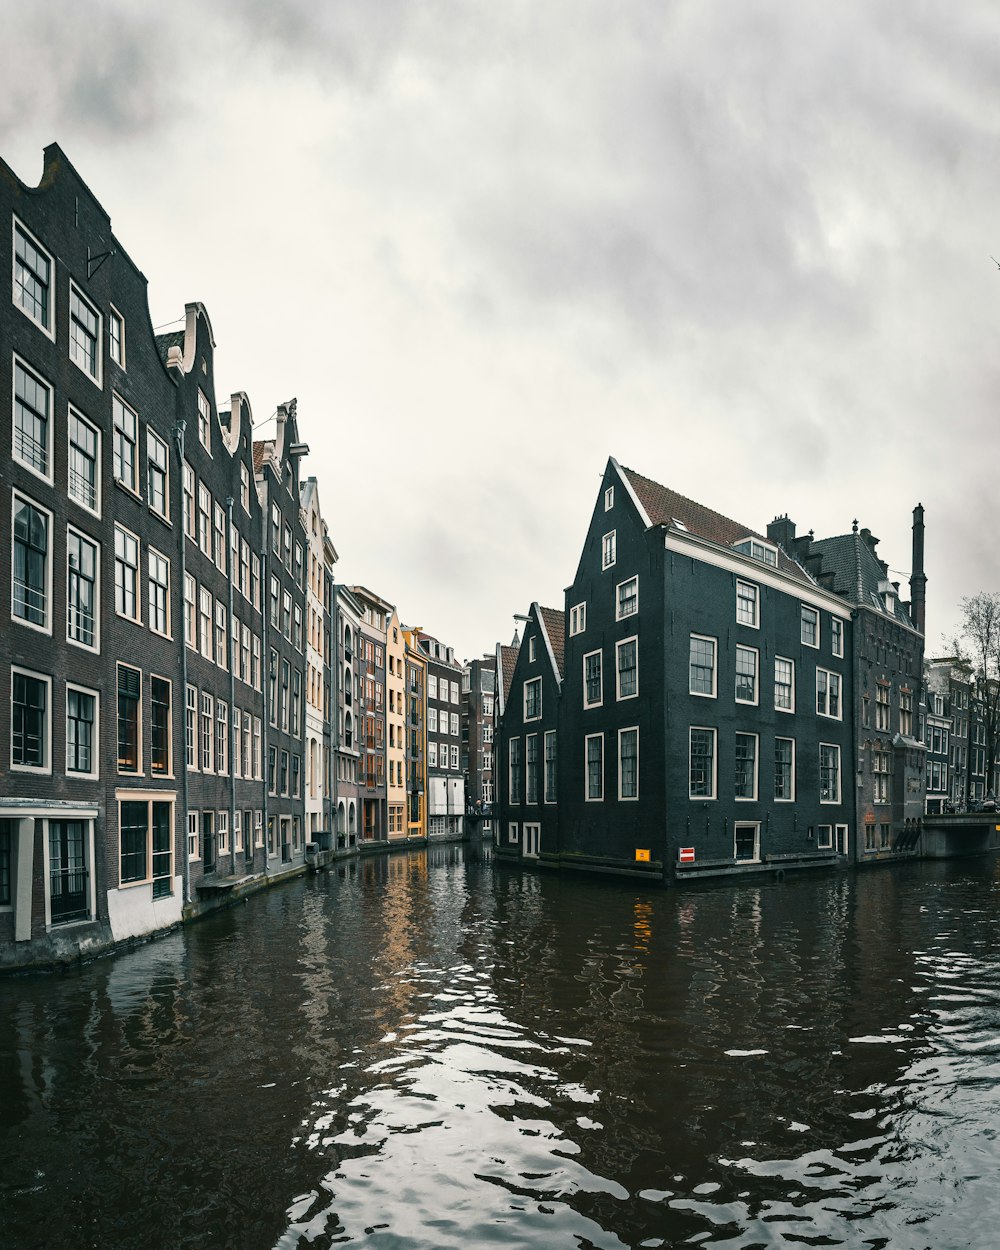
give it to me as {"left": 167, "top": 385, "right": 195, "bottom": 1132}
{"left": 635, "top": 848, "right": 650, "bottom": 862}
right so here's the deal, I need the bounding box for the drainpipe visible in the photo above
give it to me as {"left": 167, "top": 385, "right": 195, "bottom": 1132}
{"left": 226, "top": 496, "right": 238, "bottom": 874}
{"left": 173, "top": 417, "right": 192, "bottom": 906}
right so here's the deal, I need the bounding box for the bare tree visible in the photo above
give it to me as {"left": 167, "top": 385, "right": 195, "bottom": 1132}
{"left": 952, "top": 592, "right": 1000, "bottom": 799}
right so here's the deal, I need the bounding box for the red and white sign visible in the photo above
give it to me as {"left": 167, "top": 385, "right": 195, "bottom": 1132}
{"left": 679, "top": 847, "right": 696, "bottom": 863}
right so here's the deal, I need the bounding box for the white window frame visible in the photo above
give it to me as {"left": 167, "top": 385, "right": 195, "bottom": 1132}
{"left": 616, "top": 636, "right": 638, "bottom": 701}
{"left": 816, "top": 824, "right": 833, "bottom": 850}
{"left": 188, "top": 812, "right": 200, "bottom": 861}
{"left": 816, "top": 667, "right": 842, "bottom": 720}
{"left": 148, "top": 547, "right": 171, "bottom": 638}
{"left": 66, "top": 525, "right": 101, "bottom": 654}
{"left": 618, "top": 726, "right": 639, "bottom": 801}
{"left": 69, "top": 282, "right": 102, "bottom": 388}
{"left": 689, "top": 726, "right": 717, "bottom": 800}
{"left": 616, "top": 575, "right": 638, "bottom": 621}
{"left": 583, "top": 649, "right": 603, "bottom": 709}
{"left": 774, "top": 656, "right": 795, "bottom": 713}
{"left": 543, "top": 730, "right": 556, "bottom": 804}
{"left": 831, "top": 617, "right": 844, "bottom": 658}
{"left": 736, "top": 579, "right": 759, "bottom": 629}
{"left": 801, "top": 605, "right": 820, "bottom": 648}
{"left": 146, "top": 427, "right": 170, "bottom": 521}
{"left": 10, "top": 666, "right": 52, "bottom": 774}
{"left": 11, "top": 490, "right": 53, "bottom": 636}
{"left": 112, "top": 394, "right": 139, "bottom": 494}
{"left": 65, "top": 682, "right": 100, "bottom": 780}
{"left": 109, "top": 305, "right": 126, "bottom": 368}
{"left": 113, "top": 523, "right": 141, "bottom": 624}
{"left": 733, "top": 821, "right": 761, "bottom": 864}
{"left": 819, "top": 742, "right": 842, "bottom": 804}
{"left": 604, "top": 485, "right": 614, "bottom": 511}
{"left": 735, "top": 731, "right": 758, "bottom": 801}
{"left": 569, "top": 602, "right": 586, "bottom": 636}
{"left": 602, "top": 530, "right": 617, "bottom": 570}
{"left": 12, "top": 217, "right": 55, "bottom": 339}
{"left": 689, "top": 634, "right": 717, "bottom": 698}
{"left": 585, "top": 732, "right": 604, "bottom": 802}
{"left": 12, "top": 354, "right": 54, "bottom": 485}
{"left": 775, "top": 736, "right": 795, "bottom": 802}
{"left": 67, "top": 405, "right": 101, "bottom": 518}
{"left": 523, "top": 676, "right": 542, "bottom": 721}
{"left": 508, "top": 822, "right": 519, "bottom": 844}
{"left": 735, "top": 645, "right": 759, "bottom": 706}
{"left": 198, "top": 389, "right": 212, "bottom": 454}
{"left": 528, "top": 636, "right": 537, "bottom": 662}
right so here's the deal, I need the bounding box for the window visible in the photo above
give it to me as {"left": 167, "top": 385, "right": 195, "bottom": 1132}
{"left": 544, "top": 731, "right": 557, "bottom": 803}
{"left": 775, "top": 737, "right": 795, "bottom": 801}
{"left": 428, "top": 675, "right": 438, "bottom": 701}
{"left": 831, "top": 618, "right": 844, "bottom": 658}
{"left": 114, "top": 526, "right": 140, "bottom": 621}
{"left": 801, "top": 605, "right": 819, "bottom": 648}
{"left": 66, "top": 686, "right": 97, "bottom": 776}
{"left": 283, "top": 523, "right": 292, "bottom": 570}
{"left": 879, "top": 822, "right": 891, "bottom": 850}
{"left": 214, "top": 503, "right": 226, "bottom": 571}
{"left": 820, "top": 743, "right": 841, "bottom": 803}
{"left": 113, "top": 396, "right": 138, "bottom": 492}
{"left": 292, "top": 670, "right": 302, "bottom": 735}
{"left": 602, "top": 531, "right": 617, "bottom": 569}
{"left": 14, "top": 220, "right": 52, "bottom": 332}
{"left": 509, "top": 738, "right": 522, "bottom": 804}
{"left": 428, "top": 741, "right": 438, "bottom": 768}
{"left": 201, "top": 693, "right": 214, "bottom": 772}
{"left": 218, "top": 811, "right": 229, "bottom": 856}
{"left": 816, "top": 669, "right": 842, "bottom": 719}
{"left": 450, "top": 711, "right": 459, "bottom": 736}
{"left": 147, "top": 430, "right": 169, "bottom": 519}
{"left": 66, "top": 529, "right": 98, "bottom": 649}
{"left": 198, "top": 484, "right": 211, "bottom": 555}
{"left": 736, "top": 580, "right": 759, "bottom": 628}
{"left": 900, "top": 690, "right": 913, "bottom": 737}
{"left": 13, "top": 494, "right": 50, "bottom": 629}
{"left": 48, "top": 819, "right": 91, "bottom": 923}
{"left": 186, "top": 685, "right": 197, "bottom": 769}
{"left": 281, "top": 660, "right": 290, "bottom": 732}
{"left": 188, "top": 812, "right": 200, "bottom": 860}
{"left": 570, "top": 603, "right": 586, "bottom": 635}
{"left": 619, "top": 727, "right": 638, "bottom": 800}
{"left": 240, "top": 462, "right": 251, "bottom": 512}
{"left": 526, "top": 734, "right": 539, "bottom": 803}
{"left": 240, "top": 542, "right": 251, "bottom": 601}
{"left": 616, "top": 637, "right": 638, "bottom": 700}
{"left": 119, "top": 799, "right": 173, "bottom": 897}
{"left": 524, "top": 677, "right": 542, "bottom": 721}
{"left": 109, "top": 307, "right": 125, "bottom": 366}
{"left": 182, "top": 574, "right": 196, "bottom": 648}
{"left": 584, "top": 651, "right": 603, "bottom": 708}
{"left": 689, "top": 635, "right": 716, "bottom": 697}
{"left": 735, "top": 645, "right": 758, "bottom": 705}
{"left": 11, "top": 668, "right": 49, "bottom": 770}
{"left": 292, "top": 754, "right": 301, "bottom": 797}
{"left": 734, "top": 822, "right": 760, "bottom": 862}
{"left": 68, "top": 409, "right": 100, "bottom": 512}
{"left": 817, "top": 825, "right": 834, "bottom": 851}
{"left": 774, "top": 657, "right": 794, "bottom": 712}
{"left": 734, "top": 538, "right": 778, "bottom": 567}
{"left": 450, "top": 681, "right": 460, "bottom": 704}
{"left": 200, "top": 588, "right": 213, "bottom": 659}
{"left": 151, "top": 677, "right": 171, "bottom": 776}
{"left": 215, "top": 599, "right": 227, "bottom": 667}
{"left": 183, "top": 463, "right": 196, "bottom": 539}
{"left": 689, "top": 728, "right": 716, "bottom": 798}
{"left": 876, "top": 684, "right": 891, "bottom": 732}
{"left": 198, "top": 389, "right": 211, "bottom": 452}
{"left": 605, "top": 485, "right": 614, "bottom": 511}
{"left": 874, "top": 749, "right": 891, "bottom": 804}
{"left": 616, "top": 576, "right": 638, "bottom": 620}
{"left": 117, "top": 665, "right": 141, "bottom": 773}
{"left": 508, "top": 822, "right": 519, "bottom": 844}
{"left": 282, "top": 590, "right": 291, "bottom": 639}
{"left": 735, "top": 732, "right": 757, "bottom": 799}
{"left": 528, "top": 636, "right": 537, "bottom": 662}
{"left": 69, "top": 284, "right": 101, "bottom": 383}
{"left": 13, "top": 359, "right": 51, "bottom": 478}
{"left": 148, "top": 549, "right": 170, "bottom": 636}
{"left": 428, "top": 707, "right": 438, "bottom": 733}
{"left": 586, "top": 734, "right": 604, "bottom": 801}
{"left": 216, "top": 701, "right": 228, "bottom": 775}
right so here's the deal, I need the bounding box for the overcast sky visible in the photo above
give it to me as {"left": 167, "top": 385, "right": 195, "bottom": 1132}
{"left": 3, "top": 1, "right": 999, "bottom": 659}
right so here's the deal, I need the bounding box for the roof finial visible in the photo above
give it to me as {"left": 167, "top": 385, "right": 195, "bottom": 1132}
{"left": 852, "top": 518, "right": 858, "bottom": 533}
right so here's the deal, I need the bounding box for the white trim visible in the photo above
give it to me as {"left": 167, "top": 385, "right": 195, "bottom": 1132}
{"left": 615, "top": 575, "right": 638, "bottom": 622}
{"left": 615, "top": 635, "right": 639, "bottom": 701}
{"left": 819, "top": 742, "right": 842, "bottom": 804}
{"left": 67, "top": 404, "right": 102, "bottom": 520}
{"left": 583, "top": 648, "right": 603, "bottom": 708}
{"left": 569, "top": 602, "right": 586, "bottom": 636}
{"left": 618, "top": 726, "right": 639, "bottom": 801}
{"left": 816, "top": 667, "right": 843, "bottom": 720}
{"left": 601, "top": 530, "right": 617, "bottom": 570}
{"left": 65, "top": 681, "right": 100, "bottom": 780}
{"left": 609, "top": 457, "right": 653, "bottom": 529}
{"left": 733, "top": 821, "right": 761, "bottom": 864}
{"left": 775, "top": 735, "right": 795, "bottom": 802}
{"left": 689, "top": 633, "right": 717, "bottom": 698}
{"left": 10, "top": 664, "right": 52, "bottom": 774}
{"left": 11, "top": 489, "right": 54, "bottom": 636}
{"left": 735, "top": 731, "right": 758, "bottom": 801}
{"left": 533, "top": 601, "right": 563, "bottom": 689}
{"left": 689, "top": 725, "right": 717, "bottom": 800}
{"left": 735, "top": 578, "right": 760, "bottom": 630}
{"left": 12, "top": 216, "right": 56, "bottom": 340}
{"left": 113, "top": 522, "right": 142, "bottom": 625}
{"left": 800, "top": 604, "right": 820, "bottom": 649}
{"left": 68, "top": 280, "right": 103, "bottom": 390}
{"left": 734, "top": 644, "right": 759, "bottom": 706}
{"left": 523, "top": 821, "right": 540, "bottom": 858}
{"left": 664, "top": 530, "right": 852, "bottom": 619}
{"left": 774, "top": 655, "right": 795, "bottom": 713}
{"left": 109, "top": 304, "right": 126, "bottom": 369}
{"left": 584, "top": 732, "right": 604, "bottom": 801}
{"left": 816, "top": 824, "right": 833, "bottom": 850}
{"left": 66, "top": 525, "right": 101, "bottom": 655}
{"left": 12, "top": 353, "right": 55, "bottom": 485}
{"left": 604, "top": 485, "right": 614, "bottom": 512}
{"left": 508, "top": 821, "right": 519, "bottom": 844}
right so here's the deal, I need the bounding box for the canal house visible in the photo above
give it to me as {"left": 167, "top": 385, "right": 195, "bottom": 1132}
{"left": 498, "top": 457, "right": 857, "bottom": 880}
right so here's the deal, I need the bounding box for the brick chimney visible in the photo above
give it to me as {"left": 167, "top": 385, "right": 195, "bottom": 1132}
{"left": 767, "top": 514, "right": 796, "bottom": 552}
{"left": 910, "top": 503, "right": 926, "bottom": 634}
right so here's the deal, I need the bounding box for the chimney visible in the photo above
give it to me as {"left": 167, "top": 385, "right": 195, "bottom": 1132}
{"left": 767, "top": 514, "right": 796, "bottom": 552}
{"left": 910, "top": 503, "right": 926, "bottom": 634}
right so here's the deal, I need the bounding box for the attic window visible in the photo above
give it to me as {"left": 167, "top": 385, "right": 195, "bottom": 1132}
{"left": 734, "top": 537, "right": 778, "bottom": 567}
{"left": 672, "top": 518, "right": 688, "bottom": 531}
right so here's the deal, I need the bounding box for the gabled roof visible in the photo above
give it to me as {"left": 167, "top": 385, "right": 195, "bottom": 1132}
{"left": 811, "top": 530, "right": 917, "bottom": 629}
{"left": 499, "top": 644, "right": 519, "bottom": 705}
{"left": 620, "top": 465, "right": 813, "bottom": 586}
{"left": 537, "top": 605, "right": 565, "bottom": 681}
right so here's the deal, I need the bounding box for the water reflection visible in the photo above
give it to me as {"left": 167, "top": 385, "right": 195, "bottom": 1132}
{"left": 3, "top": 853, "right": 1000, "bottom": 1248}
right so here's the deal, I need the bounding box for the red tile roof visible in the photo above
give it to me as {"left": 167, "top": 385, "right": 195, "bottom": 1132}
{"left": 499, "top": 644, "right": 519, "bottom": 705}
{"left": 538, "top": 605, "right": 565, "bottom": 680}
{"left": 252, "top": 440, "right": 268, "bottom": 472}
{"left": 621, "top": 466, "right": 812, "bottom": 586}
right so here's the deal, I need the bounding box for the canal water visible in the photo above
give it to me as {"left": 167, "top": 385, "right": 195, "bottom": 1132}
{"left": 3, "top": 847, "right": 1000, "bottom": 1250}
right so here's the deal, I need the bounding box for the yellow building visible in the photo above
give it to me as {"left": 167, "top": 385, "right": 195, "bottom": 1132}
{"left": 402, "top": 627, "right": 428, "bottom": 842}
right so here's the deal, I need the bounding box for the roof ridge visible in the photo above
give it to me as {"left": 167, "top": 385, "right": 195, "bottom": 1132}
{"left": 621, "top": 465, "right": 766, "bottom": 539}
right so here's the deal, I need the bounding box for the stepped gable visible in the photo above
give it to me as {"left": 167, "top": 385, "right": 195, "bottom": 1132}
{"left": 538, "top": 605, "right": 565, "bottom": 679}
{"left": 621, "top": 465, "right": 813, "bottom": 587}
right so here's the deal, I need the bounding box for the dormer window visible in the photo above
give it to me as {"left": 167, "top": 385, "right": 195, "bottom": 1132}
{"left": 733, "top": 537, "right": 778, "bottom": 567}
